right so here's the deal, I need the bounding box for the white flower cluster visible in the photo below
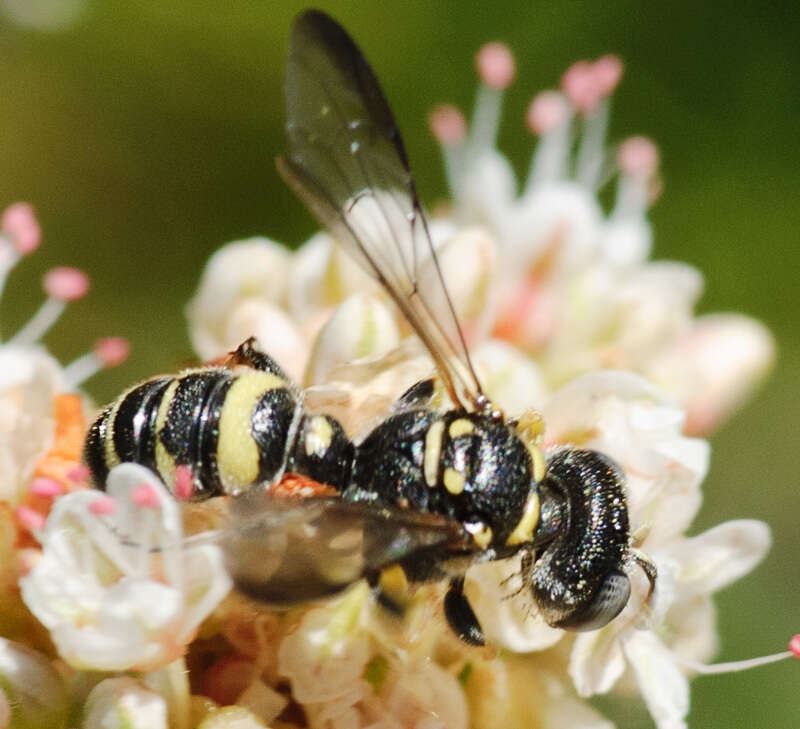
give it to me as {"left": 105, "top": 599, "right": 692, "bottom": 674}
{"left": 2, "top": 43, "right": 784, "bottom": 729}
{"left": 175, "top": 48, "right": 778, "bottom": 729}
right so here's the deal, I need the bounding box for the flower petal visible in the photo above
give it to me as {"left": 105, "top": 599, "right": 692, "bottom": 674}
{"left": 663, "top": 519, "right": 771, "bottom": 597}
{"left": 623, "top": 631, "right": 689, "bottom": 729}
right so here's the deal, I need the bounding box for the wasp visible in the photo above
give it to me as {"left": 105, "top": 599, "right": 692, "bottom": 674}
{"left": 84, "top": 9, "right": 655, "bottom": 645}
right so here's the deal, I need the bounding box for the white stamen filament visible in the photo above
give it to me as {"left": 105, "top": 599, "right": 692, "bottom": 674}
{"left": 678, "top": 650, "right": 794, "bottom": 675}
{"left": 611, "top": 174, "right": 648, "bottom": 220}
{"left": 576, "top": 98, "right": 611, "bottom": 190}
{"left": 0, "top": 240, "right": 20, "bottom": 309}
{"left": 443, "top": 139, "right": 468, "bottom": 201}
{"left": 469, "top": 84, "right": 504, "bottom": 159}
{"left": 63, "top": 351, "right": 102, "bottom": 389}
{"left": 525, "top": 113, "right": 574, "bottom": 195}
{"left": 7, "top": 297, "right": 66, "bottom": 346}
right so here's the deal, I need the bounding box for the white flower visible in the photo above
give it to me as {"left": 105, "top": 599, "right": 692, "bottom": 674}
{"left": 0, "top": 347, "right": 61, "bottom": 504}
{"left": 363, "top": 658, "right": 469, "bottom": 729}
{"left": 461, "top": 372, "right": 771, "bottom": 729}
{"left": 428, "top": 54, "right": 773, "bottom": 433}
{"left": 83, "top": 677, "right": 168, "bottom": 729}
{"left": 186, "top": 236, "right": 293, "bottom": 359}
{"left": 528, "top": 371, "right": 769, "bottom": 729}
{"left": 20, "top": 463, "right": 232, "bottom": 671}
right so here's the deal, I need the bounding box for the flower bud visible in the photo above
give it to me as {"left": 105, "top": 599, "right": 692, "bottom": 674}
{"left": 84, "top": 677, "right": 168, "bottom": 729}
{"left": 0, "top": 638, "right": 67, "bottom": 728}
{"left": 187, "top": 237, "right": 291, "bottom": 360}
{"left": 304, "top": 293, "right": 400, "bottom": 387}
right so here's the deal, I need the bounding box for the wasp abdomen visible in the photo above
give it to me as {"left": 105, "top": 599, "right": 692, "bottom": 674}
{"left": 85, "top": 366, "right": 300, "bottom": 499}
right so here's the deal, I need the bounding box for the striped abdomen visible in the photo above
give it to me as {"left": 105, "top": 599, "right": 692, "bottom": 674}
{"left": 84, "top": 368, "right": 297, "bottom": 499}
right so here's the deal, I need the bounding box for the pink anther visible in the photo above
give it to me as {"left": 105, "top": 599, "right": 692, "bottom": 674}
{"left": 526, "top": 91, "right": 568, "bottom": 135}
{"left": 132, "top": 483, "right": 161, "bottom": 509}
{"left": 1, "top": 202, "right": 41, "bottom": 255}
{"left": 789, "top": 634, "right": 800, "bottom": 658}
{"left": 429, "top": 104, "right": 468, "bottom": 145}
{"left": 476, "top": 42, "right": 516, "bottom": 90}
{"left": 30, "top": 477, "right": 64, "bottom": 498}
{"left": 593, "top": 54, "right": 624, "bottom": 97}
{"left": 89, "top": 496, "right": 116, "bottom": 516}
{"left": 561, "top": 60, "right": 600, "bottom": 113}
{"left": 618, "top": 136, "right": 660, "bottom": 178}
{"left": 15, "top": 506, "right": 46, "bottom": 532}
{"left": 43, "top": 267, "right": 90, "bottom": 301}
{"left": 94, "top": 337, "right": 131, "bottom": 367}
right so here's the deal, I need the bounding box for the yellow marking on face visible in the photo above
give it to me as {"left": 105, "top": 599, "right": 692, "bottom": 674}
{"left": 505, "top": 491, "right": 541, "bottom": 546}
{"left": 423, "top": 420, "right": 445, "bottom": 487}
{"left": 217, "top": 371, "right": 285, "bottom": 494}
{"left": 448, "top": 418, "right": 475, "bottom": 439}
{"left": 467, "top": 522, "right": 493, "bottom": 549}
{"left": 154, "top": 378, "right": 180, "bottom": 487}
{"left": 443, "top": 467, "right": 465, "bottom": 495}
{"left": 305, "top": 415, "right": 333, "bottom": 457}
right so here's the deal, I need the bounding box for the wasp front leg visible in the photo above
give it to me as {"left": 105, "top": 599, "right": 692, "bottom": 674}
{"left": 444, "top": 576, "right": 486, "bottom": 646}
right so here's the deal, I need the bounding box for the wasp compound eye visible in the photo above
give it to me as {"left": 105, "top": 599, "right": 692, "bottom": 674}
{"left": 550, "top": 568, "right": 631, "bottom": 631}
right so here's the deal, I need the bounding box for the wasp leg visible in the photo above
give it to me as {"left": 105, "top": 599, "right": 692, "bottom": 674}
{"left": 226, "top": 337, "right": 288, "bottom": 379}
{"left": 444, "top": 577, "right": 486, "bottom": 646}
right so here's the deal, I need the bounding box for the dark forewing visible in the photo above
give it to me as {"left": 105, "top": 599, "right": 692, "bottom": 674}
{"left": 279, "top": 9, "right": 484, "bottom": 411}
{"left": 221, "top": 491, "right": 470, "bottom": 603}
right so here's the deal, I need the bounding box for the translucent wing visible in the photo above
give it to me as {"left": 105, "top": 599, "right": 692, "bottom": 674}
{"left": 278, "top": 9, "right": 485, "bottom": 412}
{"left": 221, "top": 490, "right": 472, "bottom": 603}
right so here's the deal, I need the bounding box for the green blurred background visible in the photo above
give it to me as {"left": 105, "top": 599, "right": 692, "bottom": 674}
{"left": 1, "top": 1, "right": 797, "bottom": 726}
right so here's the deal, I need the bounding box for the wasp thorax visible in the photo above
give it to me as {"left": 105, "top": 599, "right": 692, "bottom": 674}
{"left": 347, "top": 410, "right": 535, "bottom": 547}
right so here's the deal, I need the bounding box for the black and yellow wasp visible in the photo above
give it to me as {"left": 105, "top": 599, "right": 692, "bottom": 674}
{"left": 84, "top": 9, "right": 655, "bottom": 645}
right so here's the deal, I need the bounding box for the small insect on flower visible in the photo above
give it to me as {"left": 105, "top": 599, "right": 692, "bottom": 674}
{"left": 83, "top": 9, "right": 656, "bottom": 646}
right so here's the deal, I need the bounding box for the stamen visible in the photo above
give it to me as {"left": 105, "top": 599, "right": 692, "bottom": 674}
{"left": 613, "top": 136, "right": 660, "bottom": 218}
{"left": 475, "top": 42, "right": 516, "bottom": 91}
{"left": 563, "top": 57, "right": 625, "bottom": 190}
{"left": 470, "top": 42, "right": 515, "bottom": 157}
{"left": 678, "top": 637, "right": 799, "bottom": 675}
{"left": 0, "top": 202, "right": 42, "bottom": 307}
{"left": 430, "top": 104, "right": 468, "bottom": 146}
{"left": 63, "top": 336, "right": 131, "bottom": 388}
{"left": 429, "top": 104, "right": 468, "bottom": 198}
{"left": 1, "top": 202, "right": 41, "bottom": 256}
{"left": 524, "top": 90, "right": 572, "bottom": 193}
{"left": 8, "top": 267, "right": 89, "bottom": 346}
{"left": 561, "top": 60, "right": 599, "bottom": 115}
{"left": 593, "top": 54, "right": 624, "bottom": 98}
{"left": 132, "top": 483, "right": 161, "bottom": 509}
